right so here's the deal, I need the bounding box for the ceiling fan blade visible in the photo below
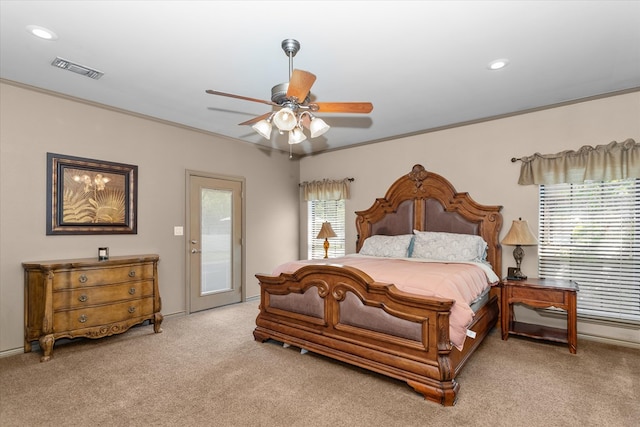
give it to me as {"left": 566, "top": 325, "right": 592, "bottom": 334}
{"left": 286, "top": 69, "right": 316, "bottom": 102}
{"left": 312, "top": 102, "right": 374, "bottom": 114}
{"left": 205, "top": 90, "right": 276, "bottom": 106}
{"left": 238, "top": 112, "right": 272, "bottom": 126}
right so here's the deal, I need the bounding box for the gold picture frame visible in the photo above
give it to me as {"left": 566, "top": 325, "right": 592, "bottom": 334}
{"left": 46, "top": 153, "right": 138, "bottom": 235}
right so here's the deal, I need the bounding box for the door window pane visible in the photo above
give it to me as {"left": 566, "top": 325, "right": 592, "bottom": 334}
{"left": 201, "top": 188, "right": 232, "bottom": 294}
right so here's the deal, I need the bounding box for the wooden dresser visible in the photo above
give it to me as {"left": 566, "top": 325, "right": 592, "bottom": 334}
{"left": 23, "top": 254, "right": 162, "bottom": 362}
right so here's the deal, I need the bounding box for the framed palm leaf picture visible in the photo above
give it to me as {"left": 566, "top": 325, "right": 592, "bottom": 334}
{"left": 46, "top": 153, "right": 137, "bottom": 235}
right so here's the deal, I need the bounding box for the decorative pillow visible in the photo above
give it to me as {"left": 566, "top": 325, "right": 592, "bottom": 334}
{"left": 411, "top": 230, "right": 488, "bottom": 262}
{"left": 359, "top": 234, "right": 414, "bottom": 258}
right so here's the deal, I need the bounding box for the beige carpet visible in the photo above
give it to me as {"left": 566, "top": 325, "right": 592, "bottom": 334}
{"left": 1, "top": 301, "right": 638, "bottom": 427}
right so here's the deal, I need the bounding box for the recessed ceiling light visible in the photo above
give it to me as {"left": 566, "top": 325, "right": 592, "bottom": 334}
{"left": 488, "top": 58, "right": 509, "bottom": 70}
{"left": 26, "top": 25, "right": 58, "bottom": 41}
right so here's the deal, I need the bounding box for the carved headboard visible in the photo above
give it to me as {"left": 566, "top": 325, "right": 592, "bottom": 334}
{"left": 355, "top": 164, "right": 503, "bottom": 276}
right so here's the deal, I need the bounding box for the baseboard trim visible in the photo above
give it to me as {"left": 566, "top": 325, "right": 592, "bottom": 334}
{"left": 578, "top": 333, "right": 640, "bottom": 349}
{"left": 0, "top": 347, "right": 26, "bottom": 359}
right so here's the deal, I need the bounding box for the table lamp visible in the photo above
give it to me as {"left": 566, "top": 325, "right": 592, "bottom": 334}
{"left": 316, "top": 222, "right": 337, "bottom": 259}
{"left": 501, "top": 218, "right": 538, "bottom": 280}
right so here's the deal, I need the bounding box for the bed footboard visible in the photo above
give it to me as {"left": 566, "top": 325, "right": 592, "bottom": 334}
{"left": 254, "top": 263, "right": 498, "bottom": 406}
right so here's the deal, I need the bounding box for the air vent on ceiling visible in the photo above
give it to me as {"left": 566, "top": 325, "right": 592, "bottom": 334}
{"left": 51, "top": 57, "right": 104, "bottom": 80}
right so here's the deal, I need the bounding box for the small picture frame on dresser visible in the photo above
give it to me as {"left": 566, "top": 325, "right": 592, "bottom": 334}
{"left": 46, "top": 153, "right": 138, "bottom": 235}
{"left": 98, "top": 247, "right": 109, "bottom": 261}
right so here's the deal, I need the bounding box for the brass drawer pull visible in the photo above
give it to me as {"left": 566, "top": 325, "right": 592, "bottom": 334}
{"left": 128, "top": 306, "right": 136, "bottom": 314}
{"left": 78, "top": 294, "right": 88, "bottom": 303}
{"left": 128, "top": 270, "right": 136, "bottom": 278}
{"left": 129, "top": 287, "right": 136, "bottom": 295}
{"left": 78, "top": 314, "right": 88, "bottom": 323}
{"left": 79, "top": 274, "right": 88, "bottom": 283}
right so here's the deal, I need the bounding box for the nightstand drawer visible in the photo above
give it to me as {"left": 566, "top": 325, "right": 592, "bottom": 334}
{"left": 509, "top": 286, "right": 565, "bottom": 304}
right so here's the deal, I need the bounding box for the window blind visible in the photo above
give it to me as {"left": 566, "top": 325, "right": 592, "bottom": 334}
{"left": 308, "top": 199, "right": 346, "bottom": 259}
{"left": 538, "top": 179, "right": 640, "bottom": 324}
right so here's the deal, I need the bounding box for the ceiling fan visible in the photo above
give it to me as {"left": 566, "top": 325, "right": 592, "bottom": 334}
{"left": 205, "top": 39, "right": 373, "bottom": 147}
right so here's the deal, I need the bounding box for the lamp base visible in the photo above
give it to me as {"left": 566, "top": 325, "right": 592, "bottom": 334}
{"left": 507, "top": 267, "right": 527, "bottom": 281}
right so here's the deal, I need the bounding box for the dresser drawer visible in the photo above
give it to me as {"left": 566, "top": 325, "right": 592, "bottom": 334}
{"left": 52, "top": 263, "right": 155, "bottom": 290}
{"left": 53, "top": 297, "right": 154, "bottom": 332}
{"left": 52, "top": 280, "right": 154, "bottom": 310}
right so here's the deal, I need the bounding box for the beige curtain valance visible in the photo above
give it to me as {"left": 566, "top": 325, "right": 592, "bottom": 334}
{"left": 301, "top": 178, "right": 351, "bottom": 201}
{"left": 517, "top": 138, "right": 639, "bottom": 185}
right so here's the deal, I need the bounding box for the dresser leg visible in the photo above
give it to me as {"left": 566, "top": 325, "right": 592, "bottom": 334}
{"left": 39, "top": 334, "right": 54, "bottom": 362}
{"left": 153, "top": 312, "right": 163, "bottom": 333}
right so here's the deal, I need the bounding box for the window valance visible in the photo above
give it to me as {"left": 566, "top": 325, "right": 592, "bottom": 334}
{"left": 517, "top": 138, "right": 639, "bottom": 185}
{"left": 301, "top": 178, "right": 351, "bottom": 201}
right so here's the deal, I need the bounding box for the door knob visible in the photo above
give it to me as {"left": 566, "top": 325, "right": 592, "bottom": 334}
{"left": 191, "top": 248, "right": 201, "bottom": 254}
{"left": 191, "top": 240, "right": 198, "bottom": 244}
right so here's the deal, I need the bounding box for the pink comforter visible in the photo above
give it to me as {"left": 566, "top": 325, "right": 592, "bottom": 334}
{"left": 272, "top": 254, "right": 496, "bottom": 350}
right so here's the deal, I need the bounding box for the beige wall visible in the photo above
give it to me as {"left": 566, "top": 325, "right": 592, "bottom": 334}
{"left": 0, "top": 81, "right": 300, "bottom": 355}
{"left": 2, "top": 81, "right": 638, "bottom": 355}
{"left": 300, "top": 91, "right": 640, "bottom": 347}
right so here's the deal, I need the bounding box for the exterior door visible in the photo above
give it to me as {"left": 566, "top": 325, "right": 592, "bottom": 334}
{"left": 188, "top": 172, "right": 243, "bottom": 313}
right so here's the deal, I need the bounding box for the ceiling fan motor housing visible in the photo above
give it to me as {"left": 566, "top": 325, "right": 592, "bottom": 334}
{"left": 271, "top": 82, "right": 310, "bottom": 105}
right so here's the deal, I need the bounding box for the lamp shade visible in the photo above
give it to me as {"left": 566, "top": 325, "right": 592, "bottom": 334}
{"left": 316, "top": 222, "right": 336, "bottom": 239}
{"left": 273, "top": 107, "right": 297, "bottom": 131}
{"left": 309, "top": 117, "right": 330, "bottom": 138}
{"left": 288, "top": 127, "right": 307, "bottom": 145}
{"left": 252, "top": 119, "right": 272, "bottom": 139}
{"left": 501, "top": 218, "right": 538, "bottom": 246}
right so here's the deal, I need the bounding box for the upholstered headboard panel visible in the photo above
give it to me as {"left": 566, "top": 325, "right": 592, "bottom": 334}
{"left": 370, "top": 198, "right": 480, "bottom": 237}
{"left": 423, "top": 198, "right": 480, "bottom": 234}
{"left": 369, "top": 199, "right": 414, "bottom": 236}
{"left": 355, "top": 165, "right": 503, "bottom": 276}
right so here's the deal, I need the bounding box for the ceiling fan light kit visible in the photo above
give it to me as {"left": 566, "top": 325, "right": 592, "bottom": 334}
{"left": 206, "top": 39, "right": 373, "bottom": 151}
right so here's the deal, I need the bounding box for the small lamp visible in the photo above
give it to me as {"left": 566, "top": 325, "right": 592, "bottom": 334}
{"left": 251, "top": 116, "right": 273, "bottom": 139}
{"left": 309, "top": 116, "right": 330, "bottom": 138}
{"left": 288, "top": 127, "right": 307, "bottom": 144}
{"left": 273, "top": 107, "right": 298, "bottom": 131}
{"left": 501, "top": 218, "right": 538, "bottom": 280}
{"left": 316, "top": 222, "right": 337, "bottom": 259}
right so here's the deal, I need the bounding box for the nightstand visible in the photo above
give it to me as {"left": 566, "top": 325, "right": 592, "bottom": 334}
{"left": 501, "top": 278, "right": 579, "bottom": 354}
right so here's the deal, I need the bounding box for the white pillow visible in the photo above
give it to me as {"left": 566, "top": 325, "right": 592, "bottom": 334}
{"left": 411, "top": 230, "right": 487, "bottom": 262}
{"left": 359, "top": 234, "right": 414, "bottom": 258}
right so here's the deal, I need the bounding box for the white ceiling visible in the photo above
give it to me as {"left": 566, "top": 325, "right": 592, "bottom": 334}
{"left": 2, "top": 1, "right": 639, "bottom": 157}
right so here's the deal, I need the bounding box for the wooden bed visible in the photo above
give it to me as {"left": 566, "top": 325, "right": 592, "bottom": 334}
{"left": 254, "top": 164, "right": 503, "bottom": 406}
